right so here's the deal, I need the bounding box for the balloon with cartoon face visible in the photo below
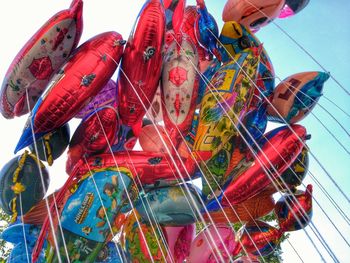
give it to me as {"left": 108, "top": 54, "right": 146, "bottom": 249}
{"left": 161, "top": 35, "right": 199, "bottom": 144}
{"left": 222, "top": 0, "right": 285, "bottom": 32}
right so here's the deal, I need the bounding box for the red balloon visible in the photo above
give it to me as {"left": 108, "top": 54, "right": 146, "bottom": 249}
{"left": 69, "top": 151, "right": 196, "bottom": 186}
{"left": 0, "top": 0, "right": 83, "bottom": 119}
{"left": 163, "top": 224, "right": 195, "bottom": 263}
{"left": 276, "top": 184, "right": 313, "bottom": 232}
{"left": 234, "top": 221, "right": 283, "bottom": 257}
{"left": 139, "top": 125, "right": 173, "bottom": 153}
{"left": 66, "top": 106, "right": 119, "bottom": 173}
{"left": 223, "top": 125, "right": 307, "bottom": 205}
{"left": 161, "top": 35, "right": 199, "bottom": 144}
{"left": 180, "top": 6, "right": 212, "bottom": 72}
{"left": 15, "top": 32, "right": 125, "bottom": 153}
{"left": 118, "top": 0, "right": 165, "bottom": 126}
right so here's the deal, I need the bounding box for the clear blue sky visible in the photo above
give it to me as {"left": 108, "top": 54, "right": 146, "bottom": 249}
{"left": 0, "top": 0, "right": 349, "bottom": 262}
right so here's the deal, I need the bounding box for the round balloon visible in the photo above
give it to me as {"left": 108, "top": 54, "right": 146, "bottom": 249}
{"left": 163, "top": 224, "right": 196, "bottom": 263}
{"left": 0, "top": 152, "right": 49, "bottom": 217}
{"left": 187, "top": 224, "right": 238, "bottom": 262}
{"left": 275, "top": 184, "right": 313, "bottom": 232}
{"left": 235, "top": 221, "right": 282, "bottom": 257}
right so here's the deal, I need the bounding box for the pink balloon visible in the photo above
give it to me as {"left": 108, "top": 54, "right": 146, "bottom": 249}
{"left": 75, "top": 79, "right": 117, "bottom": 118}
{"left": 163, "top": 224, "right": 196, "bottom": 263}
{"left": 187, "top": 224, "right": 238, "bottom": 263}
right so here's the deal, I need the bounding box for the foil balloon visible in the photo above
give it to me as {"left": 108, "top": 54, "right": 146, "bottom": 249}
{"left": 181, "top": 6, "right": 212, "bottom": 72}
{"left": 193, "top": 49, "right": 260, "bottom": 196}
{"left": 217, "top": 21, "right": 275, "bottom": 104}
{"left": 239, "top": 105, "right": 268, "bottom": 148}
{"left": 267, "top": 71, "right": 330, "bottom": 124}
{"left": 197, "top": 59, "right": 221, "bottom": 105}
{"left": 275, "top": 184, "right": 313, "bottom": 232}
{"left": 48, "top": 168, "right": 135, "bottom": 262}
{"left": 146, "top": 86, "right": 164, "bottom": 123}
{"left": 139, "top": 125, "right": 172, "bottom": 153}
{"left": 194, "top": 2, "right": 220, "bottom": 58}
{"left": 14, "top": 31, "right": 125, "bottom": 153}
{"left": 187, "top": 224, "right": 238, "bottom": 262}
{"left": 234, "top": 221, "right": 283, "bottom": 257}
{"left": 279, "top": 146, "right": 309, "bottom": 189}
{"left": 161, "top": 34, "right": 199, "bottom": 144}
{"left": 118, "top": 0, "right": 165, "bottom": 126}
{"left": 70, "top": 151, "right": 196, "bottom": 187}
{"left": 222, "top": 0, "right": 285, "bottom": 32}
{"left": 1, "top": 224, "right": 46, "bottom": 263}
{"left": 95, "top": 242, "right": 126, "bottom": 263}
{"left": 135, "top": 184, "right": 203, "bottom": 226}
{"left": 121, "top": 210, "right": 167, "bottom": 262}
{"left": 204, "top": 189, "right": 275, "bottom": 224}
{"left": 279, "top": 0, "right": 310, "bottom": 18}
{"left": 163, "top": 224, "right": 195, "bottom": 263}
{"left": 223, "top": 124, "right": 307, "bottom": 206}
{"left": 164, "top": 0, "right": 185, "bottom": 33}
{"left": 0, "top": 151, "right": 49, "bottom": 219}
{"left": 66, "top": 106, "right": 119, "bottom": 173}
{"left": 233, "top": 256, "right": 260, "bottom": 263}
{"left": 75, "top": 79, "right": 117, "bottom": 119}
{"left": 29, "top": 123, "right": 70, "bottom": 166}
{"left": 0, "top": 0, "right": 83, "bottom": 119}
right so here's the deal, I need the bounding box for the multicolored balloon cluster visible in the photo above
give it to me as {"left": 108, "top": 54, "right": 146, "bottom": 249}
{"left": 0, "top": 0, "right": 325, "bottom": 262}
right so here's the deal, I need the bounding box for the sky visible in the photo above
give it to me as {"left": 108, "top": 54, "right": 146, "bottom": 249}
{"left": 0, "top": 0, "right": 349, "bottom": 262}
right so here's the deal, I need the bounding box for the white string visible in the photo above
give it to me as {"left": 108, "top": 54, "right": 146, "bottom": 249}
{"left": 19, "top": 194, "right": 30, "bottom": 263}
{"left": 91, "top": 106, "right": 172, "bottom": 262}
{"left": 25, "top": 88, "right": 63, "bottom": 263}
{"left": 241, "top": 0, "right": 350, "bottom": 96}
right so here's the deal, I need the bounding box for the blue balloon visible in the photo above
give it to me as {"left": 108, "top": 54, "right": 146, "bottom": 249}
{"left": 135, "top": 184, "right": 203, "bottom": 226}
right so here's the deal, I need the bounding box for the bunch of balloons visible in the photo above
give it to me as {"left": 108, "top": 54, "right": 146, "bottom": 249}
{"left": 0, "top": 0, "right": 326, "bottom": 262}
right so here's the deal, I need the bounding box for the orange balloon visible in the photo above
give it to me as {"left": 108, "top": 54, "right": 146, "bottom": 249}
{"left": 204, "top": 190, "right": 275, "bottom": 224}
{"left": 222, "top": 0, "right": 285, "bottom": 32}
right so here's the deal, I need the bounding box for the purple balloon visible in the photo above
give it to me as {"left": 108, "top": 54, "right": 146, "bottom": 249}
{"left": 75, "top": 79, "right": 117, "bottom": 118}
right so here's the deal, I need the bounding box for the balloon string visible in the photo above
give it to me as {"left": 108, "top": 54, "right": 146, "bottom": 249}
{"left": 323, "top": 96, "right": 350, "bottom": 118}
{"left": 25, "top": 88, "right": 64, "bottom": 263}
{"left": 208, "top": 28, "right": 350, "bottom": 205}
{"left": 109, "top": 54, "right": 234, "bottom": 263}
{"left": 39, "top": 138, "right": 71, "bottom": 261}
{"left": 81, "top": 99, "right": 170, "bottom": 263}
{"left": 167, "top": 35, "right": 278, "bottom": 261}
{"left": 19, "top": 194, "right": 30, "bottom": 263}
{"left": 91, "top": 106, "right": 172, "bottom": 263}
{"left": 307, "top": 169, "right": 350, "bottom": 225}
{"left": 169, "top": 32, "right": 308, "bottom": 261}
{"left": 209, "top": 30, "right": 344, "bottom": 261}
{"left": 241, "top": 0, "right": 350, "bottom": 96}
{"left": 105, "top": 51, "right": 245, "bottom": 262}
{"left": 82, "top": 156, "right": 131, "bottom": 263}
{"left": 205, "top": 31, "right": 343, "bottom": 262}
{"left": 171, "top": 33, "right": 330, "bottom": 261}
{"left": 180, "top": 32, "right": 338, "bottom": 262}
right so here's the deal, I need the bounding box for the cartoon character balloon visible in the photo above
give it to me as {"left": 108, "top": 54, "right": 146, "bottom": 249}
{"left": 222, "top": 0, "right": 285, "bottom": 32}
